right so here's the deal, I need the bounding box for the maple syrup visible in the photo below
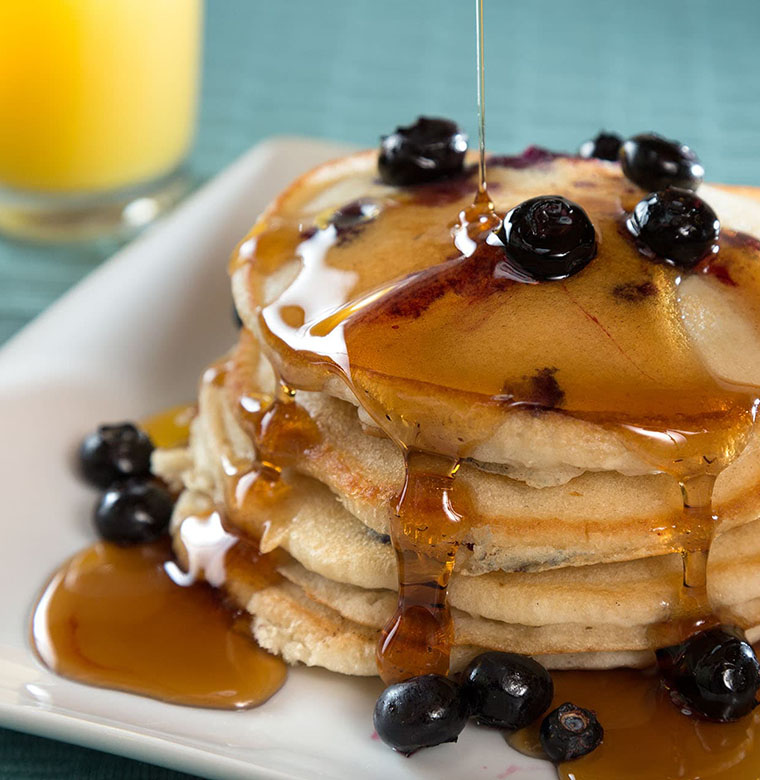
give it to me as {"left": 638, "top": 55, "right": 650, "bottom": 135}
{"left": 509, "top": 662, "right": 760, "bottom": 779}
{"left": 31, "top": 405, "right": 287, "bottom": 708}
{"left": 31, "top": 536, "right": 286, "bottom": 708}
{"left": 141, "top": 402, "right": 197, "bottom": 449}
{"left": 376, "top": 452, "right": 463, "bottom": 682}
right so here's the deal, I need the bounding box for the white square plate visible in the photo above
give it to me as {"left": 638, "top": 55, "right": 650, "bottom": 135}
{"left": 0, "top": 138, "right": 551, "bottom": 780}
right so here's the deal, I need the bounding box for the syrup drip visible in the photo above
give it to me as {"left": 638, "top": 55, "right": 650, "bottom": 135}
{"left": 377, "top": 452, "right": 463, "bottom": 683}
{"left": 211, "top": 347, "right": 322, "bottom": 553}
{"left": 31, "top": 405, "right": 287, "bottom": 708}
{"left": 509, "top": 663, "right": 760, "bottom": 779}
{"left": 457, "top": 0, "right": 500, "bottom": 252}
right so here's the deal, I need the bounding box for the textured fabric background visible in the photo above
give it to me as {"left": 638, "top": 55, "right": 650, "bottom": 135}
{"left": 2, "top": 0, "right": 760, "bottom": 776}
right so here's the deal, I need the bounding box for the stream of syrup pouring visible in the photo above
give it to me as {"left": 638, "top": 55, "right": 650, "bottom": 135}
{"left": 30, "top": 405, "right": 287, "bottom": 709}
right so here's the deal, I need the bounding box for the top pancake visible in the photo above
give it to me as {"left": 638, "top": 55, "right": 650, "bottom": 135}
{"left": 231, "top": 151, "right": 760, "bottom": 478}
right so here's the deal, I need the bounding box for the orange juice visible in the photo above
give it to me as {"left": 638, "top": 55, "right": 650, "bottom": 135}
{"left": 0, "top": 0, "right": 201, "bottom": 193}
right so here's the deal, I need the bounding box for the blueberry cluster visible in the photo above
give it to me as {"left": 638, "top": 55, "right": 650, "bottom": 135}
{"left": 373, "top": 628, "right": 760, "bottom": 764}
{"left": 581, "top": 130, "right": 720, "bottom": 270}
{"left": 78, "top": 423, "right": 173, "bottom": 544}
{"left": 373, "top": 650, "right": 603, "bottom": 762}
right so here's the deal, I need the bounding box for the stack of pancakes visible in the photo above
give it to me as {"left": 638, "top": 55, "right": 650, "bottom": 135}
{"left": 153, "top": 150, "right": 760, "bottom": 675}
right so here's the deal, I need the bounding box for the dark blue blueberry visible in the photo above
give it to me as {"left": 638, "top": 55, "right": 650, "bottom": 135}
{"left": 626, "top": 187, "right": 719, "bottom": 269}
{"left": 579, "top": 132, "right": 622, "bottom": 162}
{"left": 620, "top": 133, "right": 704, "bottom": 191}
{"left": 79, "top": 423, "right": 154, "bottom": 488}
{"left": 656, "top": 626, "right": 760, "bottom": 722}
{"left": 496, "top": 196, "right": 597, "bottom": 281}
{"left": 94, "top": 481, "right": 173, "bottom": 545}
{"left": 461, "top": 651, "right": 554, "bottom": 729}
{"left": 539, "top": 702, "right": 603, "bottom": 762}
{"left": 373, "top": 674, "right": 470, "bottom": 754}
{"left": 378, "top": 117, "right": 468, "bottom": 186}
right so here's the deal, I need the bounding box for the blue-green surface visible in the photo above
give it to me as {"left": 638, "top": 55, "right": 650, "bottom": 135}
{"left": 2, "top": 0, "right": 760, "bottom": 776}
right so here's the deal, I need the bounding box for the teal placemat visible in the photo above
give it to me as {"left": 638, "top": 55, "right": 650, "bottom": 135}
{"left": 0, "top": 729, "right": 200, "bottom": 780}
{"left": 2, "top": 0, "right": 760, "bottom": 777}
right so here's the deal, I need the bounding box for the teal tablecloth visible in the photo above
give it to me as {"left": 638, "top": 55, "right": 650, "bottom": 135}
{"left": 2, "top": 0, "right": 760, "bottom": 776}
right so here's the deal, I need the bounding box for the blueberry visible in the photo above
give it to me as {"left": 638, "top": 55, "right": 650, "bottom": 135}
{"left": 329, "top": 199, "right": 380, "bottom": 245}
{"left": 579, "top": 132, "right": 622, "bottom": 162}
{"left": 626, "top": 187, "right": 720, "bottom": 269}
{"left": 330, "top": 199, "right": 379, "bottom": 231}
{"left": 79, "top": 423, "right": 154, "bottom": 488}
{"left": 620, "top": 133, "right": 704, "bottom": 192}
{"left": 373, "top": 674, "right": 470, "bottom": 754}
{"left": 461, "top": 651, "right": 554, "bottom": 729}
{"left": 656, "top": 626, "right": 760, "bottom": 722}
{"left": 94, "top": 481, "right": 173, "bottom": 544}
{"left": 496, "top": 196, "right": 597, "bottom": 281}
{"left": 539, "top": 702, "right": 603, "bottom": 762}
{"left": 378, "top": 117, "right": 468, "bottom": 186}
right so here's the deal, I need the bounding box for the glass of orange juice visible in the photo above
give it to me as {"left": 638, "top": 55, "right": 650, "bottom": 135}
{"left": 0, "top": 0, "right": 202, "bottom": 242}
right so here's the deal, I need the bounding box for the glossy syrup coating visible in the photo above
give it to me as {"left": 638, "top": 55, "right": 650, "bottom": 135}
{"left": 235, "top": 153, "right": 760, "bottom": 470}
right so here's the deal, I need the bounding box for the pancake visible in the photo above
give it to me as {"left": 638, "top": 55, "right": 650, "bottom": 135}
{"left": 219, "top": 328, "right": 760, "bottom": 570}
{"left": 231, "top": 152, "right": 760, "bottom": 477}
{"left": 153, "top": 331, "right": 760, "bottom": 579}
{"left": 246, "top": 577, "right": 760, "bottom": 675}
{"left": 157, "top": 379, "right": 760, "bottom": 651}
{"left": 167, "top": 496, "right": 760, "bottom": 672}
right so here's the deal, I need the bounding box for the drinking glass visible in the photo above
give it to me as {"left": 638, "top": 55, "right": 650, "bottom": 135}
{"left": 0, "top": 0, "right": 202, "bottom": 242}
